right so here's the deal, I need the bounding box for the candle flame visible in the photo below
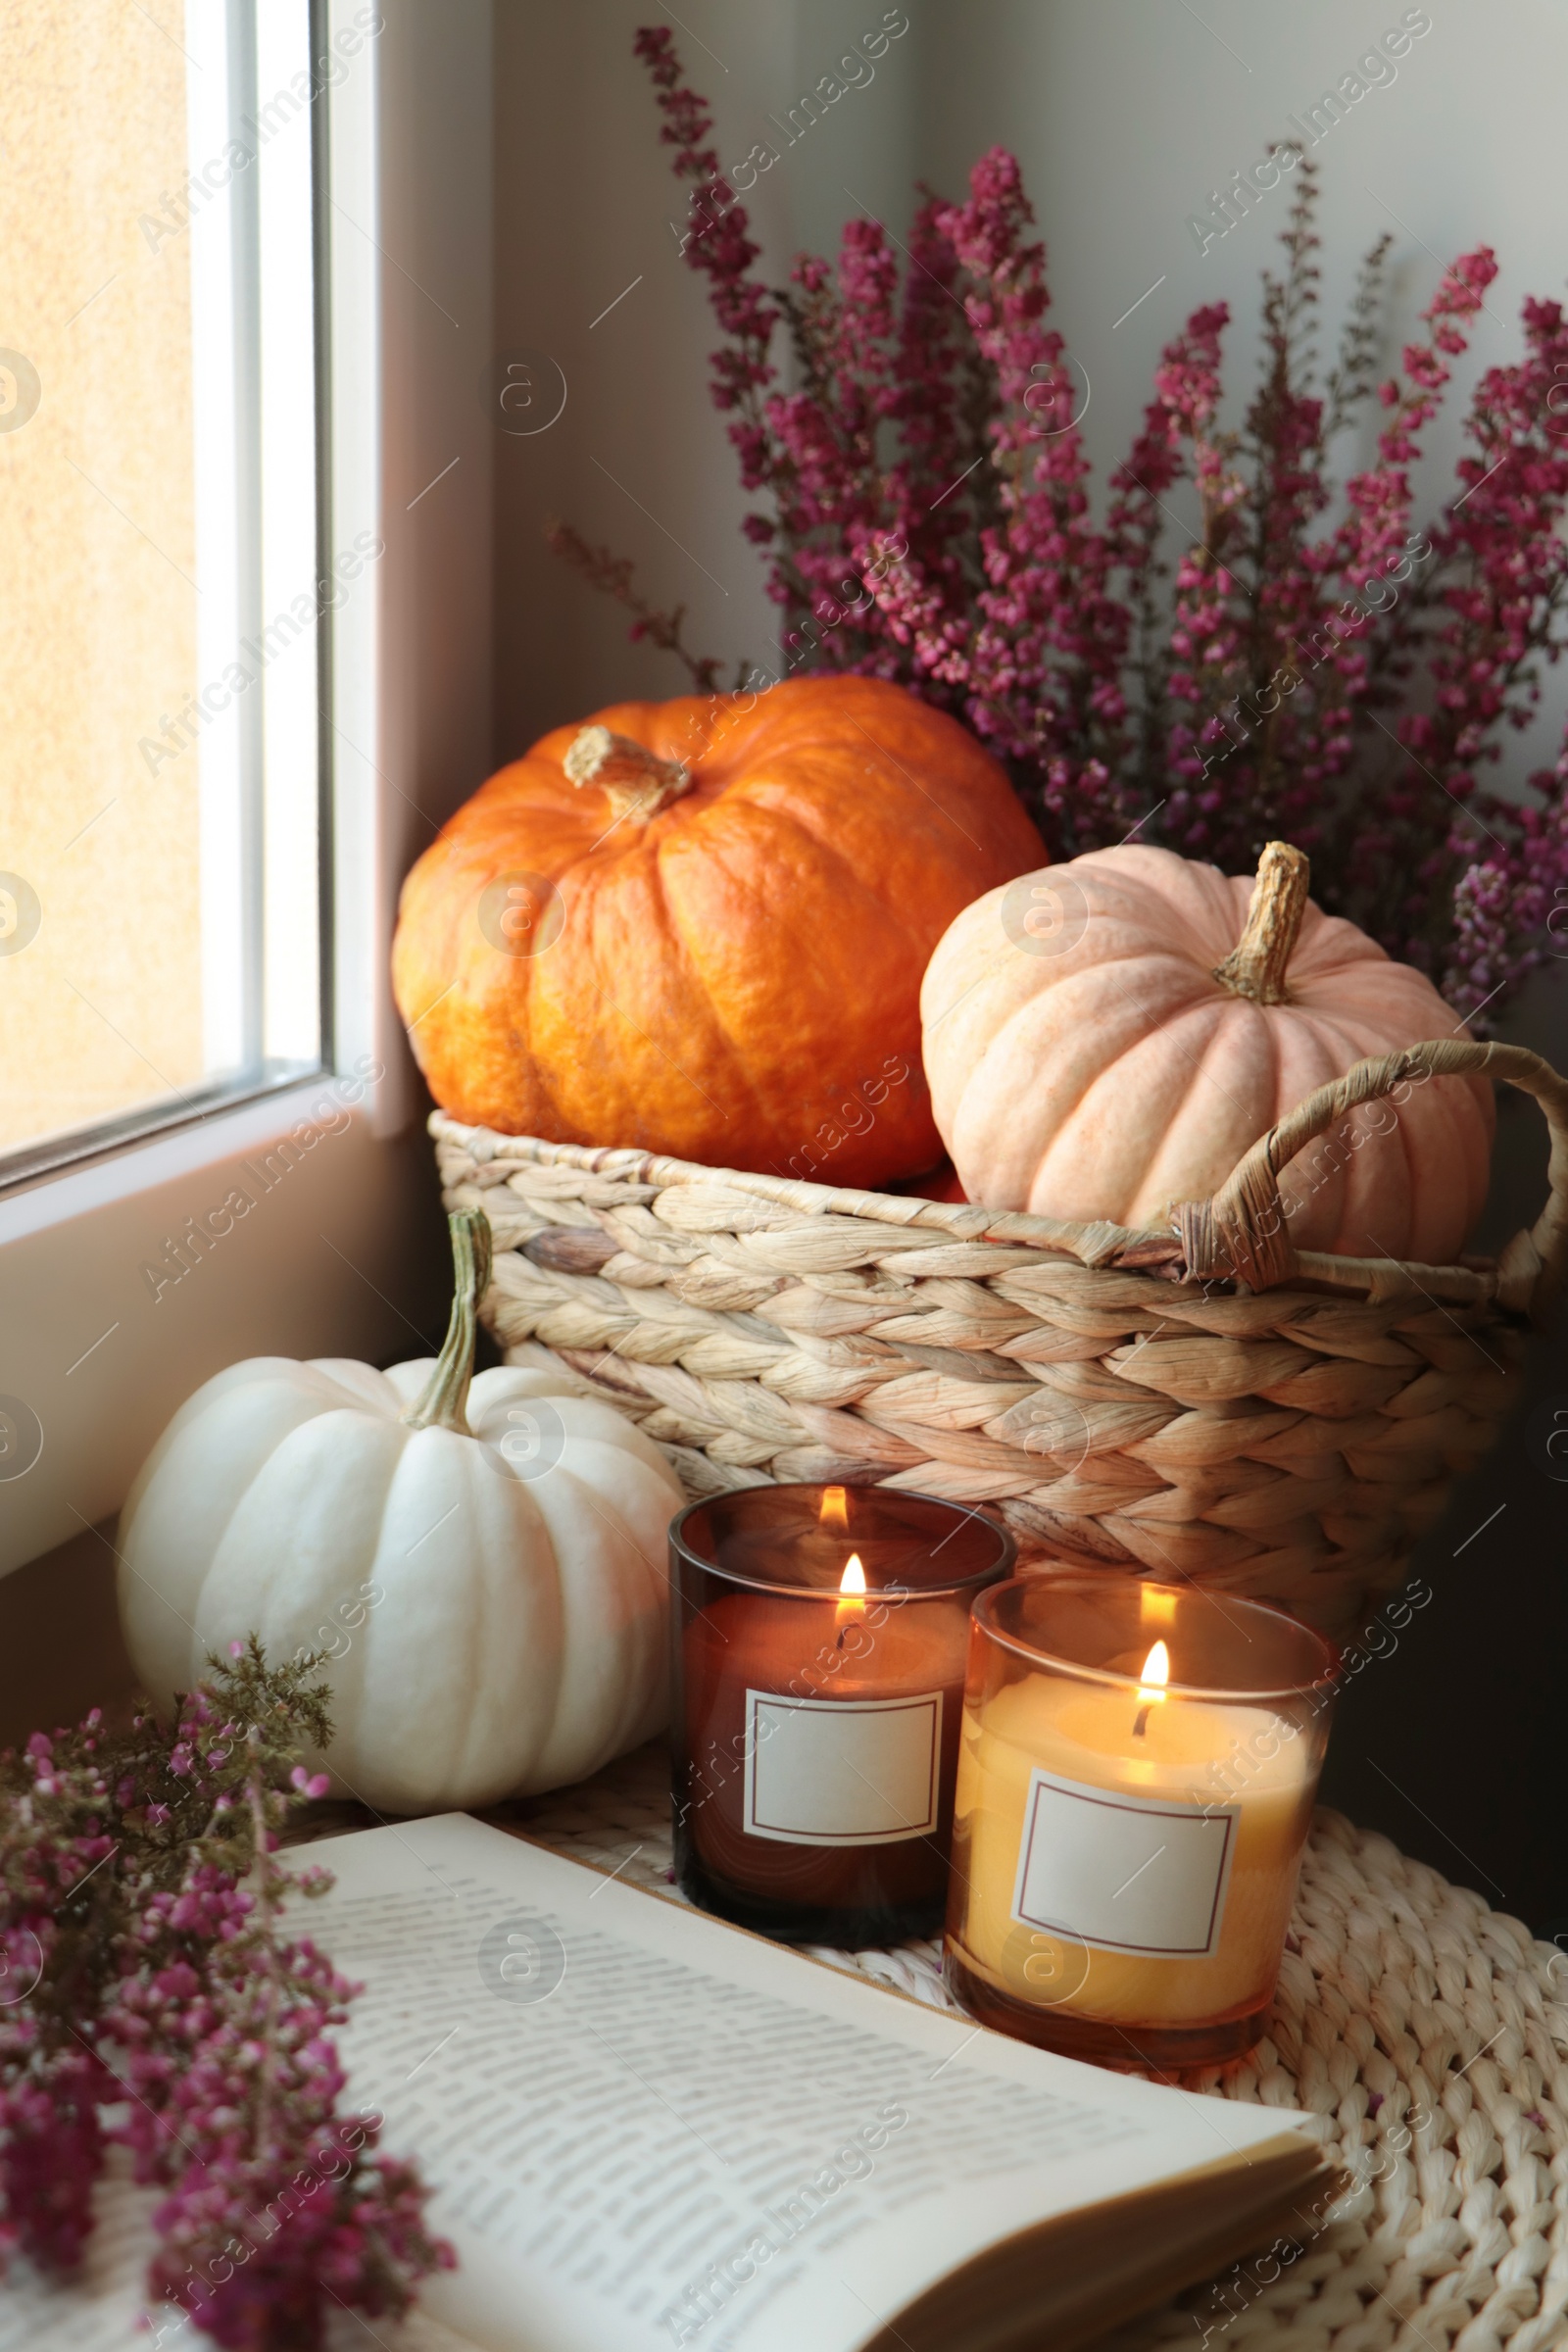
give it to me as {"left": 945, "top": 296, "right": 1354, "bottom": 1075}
{"left": 1137, "top": 1641, "right": 1170, "bottom": 1704}
{"left": 834, "top": 1552, "right": 867, "bottom": 1644}
{"left": 820, "top": 1485, "right": 849, "bottom": 1531}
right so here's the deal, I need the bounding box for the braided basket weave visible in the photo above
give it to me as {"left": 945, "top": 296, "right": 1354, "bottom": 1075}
{"left": 433, "top": 1037, "right": 1568, "bottom": 1643}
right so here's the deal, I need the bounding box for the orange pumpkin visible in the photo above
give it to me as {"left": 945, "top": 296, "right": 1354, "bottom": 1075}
{"left": 921, "top": 839, "right": 1495, "bottom": 1260}
{"left": 392, "top": 677, "right": 1044, "bottom": 1185}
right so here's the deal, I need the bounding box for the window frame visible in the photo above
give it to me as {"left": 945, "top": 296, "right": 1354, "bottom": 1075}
{"left": 0, "top": 0, "right": 495, "bottom": 1581}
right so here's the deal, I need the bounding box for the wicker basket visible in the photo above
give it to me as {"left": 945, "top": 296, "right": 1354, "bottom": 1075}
{"left": 432, "top": 1038, "right": 1568, "bottom": 1642}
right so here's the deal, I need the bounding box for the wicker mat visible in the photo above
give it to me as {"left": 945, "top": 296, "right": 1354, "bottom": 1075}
{"left": 460, "top": 1740, "right": 1568, "bottom": 2352}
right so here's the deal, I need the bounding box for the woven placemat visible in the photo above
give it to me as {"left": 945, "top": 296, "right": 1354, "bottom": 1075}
{"left": 472, "top": 1740, "right": 1568, "bottom": 2352}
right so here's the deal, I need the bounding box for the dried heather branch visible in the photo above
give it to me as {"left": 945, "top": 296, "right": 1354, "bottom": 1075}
{"left": 0, "top": 1642, "right": 453, "bottom": 2351}
{"left": 1323, "top": 228, "right": 1395, "bottom": 443}
{"left": 544, "top": 521, "right": 724, "bottom": 693}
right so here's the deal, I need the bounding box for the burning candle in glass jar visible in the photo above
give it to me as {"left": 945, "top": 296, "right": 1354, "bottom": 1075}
{"left": 945, "top": 1575, "right": 1338, "bottom": 2071}
{"left": 670, "top": 1484, "right": 1013, "bottom": 1942}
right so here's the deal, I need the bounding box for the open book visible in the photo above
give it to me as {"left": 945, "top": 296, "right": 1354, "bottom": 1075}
{"left": 0, "top": 1815, "right": 1336, "bottom": 2352}
{"left": 326, "top": 1816, "right": 1341, "bottom": 2351}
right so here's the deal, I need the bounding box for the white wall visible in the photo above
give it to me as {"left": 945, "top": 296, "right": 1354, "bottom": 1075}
{"left": 492, "top": 0, "right": 922, "bottom": 754}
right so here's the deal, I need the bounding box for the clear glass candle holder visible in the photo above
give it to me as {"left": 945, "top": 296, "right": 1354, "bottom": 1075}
{"left": 671, "top": 1483, "right": 1014, "bottom": 1943}
{"left": 945, "top": 1574, "right": 1339, "bottom": 2072}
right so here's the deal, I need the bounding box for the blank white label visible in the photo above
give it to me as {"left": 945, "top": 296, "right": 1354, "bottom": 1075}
{"left": 1011, "top": 1768, "right": 1239, "bottom": 1957}
{"left": 742, "top": 1689, "right": 944, "bottom": 1846}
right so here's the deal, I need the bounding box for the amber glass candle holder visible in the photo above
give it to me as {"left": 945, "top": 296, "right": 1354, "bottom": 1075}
{"left": 671, "top": 1484, "right": 1014, "bottom": 1943}
{"left": 945, "top": 1574, "right": 1338, "bottom": 2072}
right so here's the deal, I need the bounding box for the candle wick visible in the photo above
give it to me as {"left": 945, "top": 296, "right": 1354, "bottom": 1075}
{"left": 835, "top": 1625, "right": 846, "bottom": 1651}
{"left": 1132, "top": 1703, "right": 1152, "bottom": 1738}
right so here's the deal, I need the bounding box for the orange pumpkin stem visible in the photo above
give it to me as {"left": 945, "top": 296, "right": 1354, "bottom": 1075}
{"left": 564, "top": 724, "right": 693, "bottom": 823}
{"left": 1211, "top": 840, "right": 1309, "bottom": 1005}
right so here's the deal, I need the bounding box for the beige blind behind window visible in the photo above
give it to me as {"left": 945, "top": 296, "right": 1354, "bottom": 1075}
{"left": 0, "top": 0, "right": 202, "bottom": 1156}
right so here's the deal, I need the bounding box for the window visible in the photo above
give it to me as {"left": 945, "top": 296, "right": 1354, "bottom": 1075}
{"left": 0, "top": 0, "right": 493, "bottom": 1586}
{"left": 0, "top": 0, "right": 329, "bottom": 1188}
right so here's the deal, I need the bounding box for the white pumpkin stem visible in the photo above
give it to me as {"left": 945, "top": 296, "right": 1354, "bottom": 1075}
{"left": 1211, "top": 840, "right": 1309, "bottom": 1005}
{"left": 564, "top": 724, "right": 693, "bottom": 823}
{"left": 402, "top": 1208, "right": 493, "bottom": 1436}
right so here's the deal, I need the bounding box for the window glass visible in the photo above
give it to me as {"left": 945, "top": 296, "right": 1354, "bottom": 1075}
{"left": 0, "top": 0, "right": 322, "bottom": 1183}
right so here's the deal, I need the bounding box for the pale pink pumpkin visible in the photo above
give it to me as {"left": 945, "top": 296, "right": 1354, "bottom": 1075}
{"left": 920, "top": 841, "right": 1495, "bottom": 1261}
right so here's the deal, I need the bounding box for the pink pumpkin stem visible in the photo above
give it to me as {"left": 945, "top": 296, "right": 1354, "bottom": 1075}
{"left": 1211, "top": 840, "right": 1310, "bottom": 1005}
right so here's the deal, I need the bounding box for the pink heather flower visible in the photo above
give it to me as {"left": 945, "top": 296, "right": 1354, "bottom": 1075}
{"left": 596, "top": 43, "right": 1568, "bottom": 1011}
{"left": 0, "top": 2049, "right": 108, "bottom": 2273}
{"left": 0, "top": 1657, "right": 452, "bottom": 2350}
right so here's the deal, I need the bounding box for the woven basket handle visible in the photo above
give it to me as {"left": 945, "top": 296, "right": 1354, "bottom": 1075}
{"left": 1173, "top": 1037, "right": 1568, "bottom": 1313}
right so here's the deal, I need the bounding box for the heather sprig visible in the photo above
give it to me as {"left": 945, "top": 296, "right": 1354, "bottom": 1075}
{"left": 545, "top": 519, "right": 728, "bottom": 692}
{"left": 0, "top": 1642, "right": 452, "bottom": 2351}
{"left": 551, "top": 32, "right": 1568, "bottom": 1026}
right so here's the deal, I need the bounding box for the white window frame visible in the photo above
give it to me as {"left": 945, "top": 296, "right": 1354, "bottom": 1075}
{"left": 0, "top": 0, "right": 494, "bottom": 1581}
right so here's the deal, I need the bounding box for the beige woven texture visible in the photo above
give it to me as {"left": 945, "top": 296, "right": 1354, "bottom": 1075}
{"left": 510, "top": 1742, "right": 1568, "bottom": 2352}
{"left": 431, "top": 1038, "right": 1568, "bottom": 1643}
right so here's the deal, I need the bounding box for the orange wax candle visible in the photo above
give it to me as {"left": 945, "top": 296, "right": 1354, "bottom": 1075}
{"left": 670, "top": 1485, "right": 1012, "bottom": 1942}
{"left": 945, "top": 1575, "right": 1338, "bottom": 2071}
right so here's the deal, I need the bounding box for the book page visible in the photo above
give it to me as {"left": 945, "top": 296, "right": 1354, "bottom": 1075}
{"left": 307, "top": 1815, "right": 1311, "bottom": 2352}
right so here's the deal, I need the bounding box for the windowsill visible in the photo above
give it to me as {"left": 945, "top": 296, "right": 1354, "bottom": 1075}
{"left": 0, "top": 1076, "right": 452, "bottom": 1581}
{"left": 0, "top": 1071, "right": 360, "bottom": 1246}
{"left": 0, "top": 1062, "right": 327, "bottom": 1203}
{"left": 0, "top": 1515, "right": 138, "bottom": 1751}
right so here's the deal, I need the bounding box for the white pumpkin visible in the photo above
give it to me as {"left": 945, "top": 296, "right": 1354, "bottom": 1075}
{"left": 116, "top": 1210, "right": 684, "bottom": 1813}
